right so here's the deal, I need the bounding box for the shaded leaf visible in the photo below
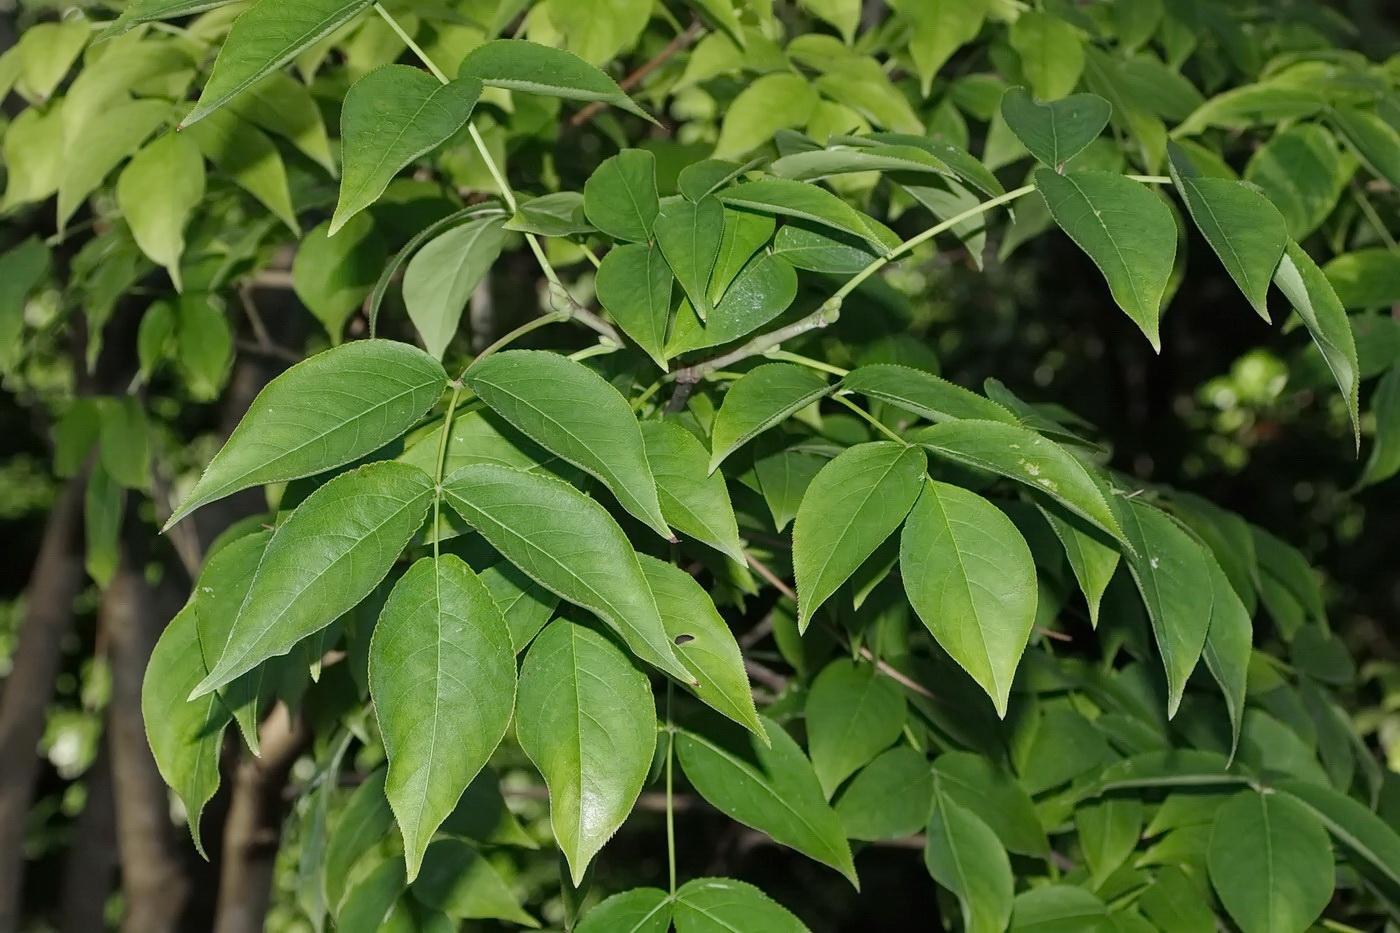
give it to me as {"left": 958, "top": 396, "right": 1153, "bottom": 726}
{"left": 1274, "top": 240, "right": 1361, "bottom": 441}
{"left": 596, "top": 243, "right": 672, "bottom": 368}
{"left": 806, "top": 659, "right": 906, "bottom": 796}
{"left": 584, "top": 149, "right": 660, "bottom": 243}
{"left": 641, "top": 421, "right": 743, "bottom": 562}
{"left": 710, "top": 363, "right": 832, "bottom": 471}
{"left": 403, "top": 217, "right": 506, "bottom": 359}
{"left": 1000, "top": 88, "right": 1111, "bottom": 168}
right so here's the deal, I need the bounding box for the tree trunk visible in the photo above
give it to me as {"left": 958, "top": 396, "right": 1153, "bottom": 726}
{"left": 0, "top": 474, "right": 87, "bottom": 933}
{"left": 60, "top": 738, "right": 117, "bottom": 933}
{"left": 104, "top": 539, "right": 189, "bottom": 933}
{"left": 212, "top": 704, "right": 309, "bottom": 933}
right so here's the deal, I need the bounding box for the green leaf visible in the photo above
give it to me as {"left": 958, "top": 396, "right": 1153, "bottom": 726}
{"left": 901, "top": 480, "right": 1037, "bottom": 716}
{"left": 192, "top": 531, "right": 271, "bottom": 754}
{"left": 673, "top": 878, "right": 810, "bottom": 933}
{"left": 1009, "top": 11, "right": 1084, "bottom": 100}
{"left": 583, "top": 149, "right": 660, "bottom": 243}
{"left": 754, "top": 444, "right": 827, "bottom": 533}
{"left": 843, "top": 364, "right": 1018, "bottom": 426}
{"left": 56, "top": 98, "right": 170, "bottom": 231}
{"left": 769, "top": 145, "right": 952, "bottom": 182}
{"left": 191, "top": 461, "right": 435, "bottom": 697}
{"left": 403, "top": 217, "right": 507, "bottom": 360}
{"left": 834, "top": 746, "right": 934, "bottom": 841}
{"left": 117, "top": 132, "right": 205, "bottom": 291}
{"left": 98, "top": 0, "right": 242, "bottom": 39}
{"left": 481, "top": 560, "right": 557, "bottom": 655}
{"left": 806, "top": 660, "right": 906, "bottom": 797}
{"left": 1078, "top": 796, "right": 1144, "bottom": 887}
{"left": 1325, "top": 248, "right": 1400, "bottom": 310}
{"left": 13, "top": 20, "right": 88, "bottom": 102}
{"left": 1202, "top": 554, "right": 1251, "bottom": 758}
{"left": 676, "top": 713, "right": 857, "bottom": 885}
{"left": 641, "top": 421, "right": 744, "bottom": 563}
{"left": 1118, "top": 500, "right": 1213, "bottom": 717}
{"left": 507, "top": 192, "right": 592, "bottom": 237}
{"left": 771, "top": 220, "right": 882, "bottom": 273}
{"left": 516, "top": 620, "right": 656, "bottom": 885}
{"left": 577, "top": 888, "right": 671, "bottom": 933}
{"left": 1244, "top": 124, "right": 1351, "bottom": 240}
{"left": 337, "top": 855, "right": 405, "bottom": 933}
{"left": 1000, "top": 88, "right": 1111, "bottom": 168}
{"left": 1034, "top": 169, "right": 1176, "bottom": 350}
{"left": 637, "top": 555, "right": 763, "bottom": 737}
{"left": 441, "top": 463, "right": 693, "bottom": 683}
{"left": 325, "top": 769, "right": 394, "bottom": 912}
{"left": 331, "top": 66, "right": 484, "bottom": 235}
{"left": 1274, "top": 240, "right": 1361, "bottom": 442}
{"left": 720, "top": 179, "right": 899, "bottom": 253}
{"left": 458, "top": 39, "right": 653, "bottom": 123}
{"left": 186, "top": 109, "right": 299, "bottom": 234}
{"left": 888, "top": 0, "right": 985, "bottom": 96}
{"left": 183, "top": 0, "right": 374, "bottom": 126}
{"left": 167, "top": 340, "right": 447, "bottom": 528}
{"left": 654, "top": 195, "right": 724, "bottom": 321}
{"left": 1360, "top": 366, "right": 1400, "bottom": 487}
{"left": 596, "top": 243, "right": 672, "bottom": 368}
{"left": 713, "top": 73, "right": 820, "bottom": 160}
{"left": 1275, "top": 780, "right": 1400, "bottom": 898}
{"left": 0, "top": 237, "right": 49, "bottom": 371}
{"left": 143, "top": 591, "right": 229, "bottom": 856}
{"left": 0, "top": 105, "right": 65, "bottom": 211}
{"left": 294, "top": 216, "right": 389, "bottom": 342}
{"left": 934, "top": 753, "right": 1048, "bottom": 857}
{"left": 1011, "top": 886, "right": 1111, "bottom": 933}
{"left": 678, "top": 158, "right": 752, "bottom": 203}
{"left": 411, "top": 838, "right": 537, "bottom": 925}
{"left": 709, "top": 208, "right": 775, "bottom": 304}
{"left": 1167, "top": 143, "right": 1286, "bottom": 321}
{"left": 1331, "top": 105, "right": 1400, "bottom": 192}
{"left": 913, "top": 419, "right": 1126, "bottom": 545}
{"left": 709, "top": 363, "right": 832, "bottom": 471}
{"left": 798, "top": 0, "right": 859, "bottom": 42}
{"left": 793, "top": 442, "right": 927, "bottom": 631}
{"left": 1175, "top": 83, "right": 1324, "bottom": 137}
{"left": 370, "top": 556, "right": 515, "bottom": 881}
{"left": 1039, "top": 505, "right": 1118, "bottom": 627}
{"left": 369, "top": 206, "right": 506, "bottom": 334}
{"left": 1207, "top": 790, "right": 1334, "bottom": 933}
{"left": 925, "top": 787, "right": 1014, "bottom": 933}
{"left": 464, "top": 350, "right": 670, "bottom": 537}
{"left": 228, "top": 70, "right": 336, "bottom": 176}
{"left": 666, "top": 253, "right": 800, "bottom": 354}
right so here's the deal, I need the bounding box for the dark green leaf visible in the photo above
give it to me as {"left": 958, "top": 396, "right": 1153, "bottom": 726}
{"left": 584, "top": 149, "right": 660, "bottom": 243}
{"left": 1274, "top": 240, "right": 1360, "bottom": 441}
{"left": 1000, "top": 88, "right": 1112, "bottom": 168}
{"left": 925, "top": 787, "right": 1014, "bottom": 933}
{"left": 458, "top": 39, "right": 653, "bottom": 122}
{"left": 596, "top": 243, "right": 673, "bottom": 368}
{"left": 719, "top": 179, "right": 899, "bottom": 252}
{"left": 710, "top": 363, "right": 832, "bottom": 471}
{"left": 834, "top": 746, "right": 934, "bottom": 841}
{"left": 654, "top": 195, "right": 724, "bottom": 320}
{"left": 411, "top": 838, "right": 537, "bottom": 925}
{"left": 806, "top": 660, "right": 907, "bottom": 797}
{"left": 577, "top": 888, "right": 671, "bottom": 933}
{"left": 673, "top": 878, "right": 810, "bottom": 933}
{"left": 641, "top": 421, "right": 744, "bottom": 563}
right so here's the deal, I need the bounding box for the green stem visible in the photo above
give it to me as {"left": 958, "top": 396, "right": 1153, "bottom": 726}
{"left": 468, "top": 309, "right": 570, "bottom": 370}
{"left": 373, "top": 3, "right": 448, "bottom": 83}
{"left": 766, "top": 349, "right": 849, "bottom": 377}
{"left": 431, "top": 381, "right": 465, "bottom": 559}
{"left": 1351, "top": 182, "right": 1398, "bottom": 250}
{"left": 834, "top": 394, "right": 904, "bottom": 444}
{"left": 665, "top": 682, "right": 677, "bottom": 897}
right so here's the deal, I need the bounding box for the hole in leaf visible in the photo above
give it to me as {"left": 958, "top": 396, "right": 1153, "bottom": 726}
{"left": 674, "top": 634, "right": 695, "bottom": 645}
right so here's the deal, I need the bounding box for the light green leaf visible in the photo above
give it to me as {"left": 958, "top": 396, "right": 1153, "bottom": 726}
{"left": 798, "top": 0, "right": 859, "bottom": 43}
{"left": 1034, "top": 169, "right": 1176, "bottom": 350}
{"left": 507, "top": 192, "right": 593, "bottom": 237}
{"left": 934, "top": 753, "right": 1048, "bottom": 857}
{"left": 1078, "top": 796, "right": 1144, "bottom": 887}
{"left": 1244, "top": 124, "right": 1351, "bottom": 239}
{"left": 293, "top": 216, "right": 389, "bottom": 341}
{"left": 1011, "top": 886, "right": 1111, "bottom": 933}
{"left": 1039, "top": 505, "right": 1118, "bottom": 627}
{"left": 596, "top": 243, "right": 673, "bottom": 369}
{"left": 925, "top": 787, "right": 1014, "bottom": 933}
{"left": 769, "top": 145, "right": 951, "bottom": 182}
{"left": 666, "top": 253, "right": 799, "bottom": 354}
{"left": 834, "top": 746, "right": 934, "bottom": 841}
{"left": 369, "top": 206, "right": 507, "bottom": 334}
{"left": 412, "top": 838, "right": 537, "bottom": 925}
{"left": 577, "top": 888, "right": 671, "bottom": 933}
{"left": 583, "top": 149, "right": 660, "bottom": 243}
{"left": 0, "top": 238, "right": 50, "bottom": 372}
{"left": 331, "top": 66, "right": 483, "bottom": 235}
{"left": 676, "top": 713, "right": 857, "bottom": 885}
{"left": 192, "top": 531, "right": 271, "bottom": 754}
{"left": 1, "top": 104, "right": 65, "bottom": 210}
{"left": 191, "top": 461, "right": 435, "bottom": 697}
{"left": 793, "top": 442, "right": 927, "bottom": 631}
{"left": 638, "top": 555, "right": 763, "bottom": 737}
{"left": 1009, "top": 12, "right": 1084, "bottom": 100}
{"left": 403, "top": 217, "right": 507, "bottom": 360}
{"left": 56, "top": 99, "right": 170, "bottom": 231}
{"left": 1175, "top": 83, "right": 1324, "bottom": 137}
{"left": 516, "top": 620, "right": 656, "bottom": 885}
{"left": 889, "top": 0, "right": 985, "bottom": 96}
{"left": 641, "top": 421, "right": 744, "bottom": 563}
{"left": 458, "top": 39, "right": 653, "bottom": 122}
{"left": 842, "top": 364, "right": 1018, "bottom": 426}
{"left": 1331, "top": 105, "right": 1400, "bottom": 192}
{"left": 83, "top": 463, "right": 120, "bottom": 588}
{"left": 654, "top": 195, "right": 724, "bottom": 321}
{"left": 901, "top": 480, "right": 1037, "bottom": 717}
{"left": 464, "top": 350, "right": 670, "bottom": 538}
{"left": 142, "top": 587, "right": 229, "bottom": 856}
{"left": 1325, "top": 248, "right": 1400, "bottom": 309}
{"left": 117, "top": 132, "right": 205, "bottom": 291}
{"left": 228, "top": 70, "right": 336, "bottom": 176}
{"left": 167, "top": 339, "right": 447, "bottom": 528}
{"left": 441, "top": 463, "right": 692, "bottom": 683}
{"left": 99, "top": 0, "right": 243, "bottom": 40}
{"left": 1000, "top": 88, "right": 1111, "bottom": 168}
{"left": 1167, "top": 143, "right": 1286, "bottom": 321}
{"left": 806, "top": 660, "right": 906, "bottom": 797}
{"left": 678, "top": 158, "right": 753, "bottom": 203}
{"left": 709, "top": 363, "right": 832, "bottom": 471}
{"left": 1118, "top": 500, "right": 1213, "bottom": 717}
{"left": 1274, "top": 240, "right": 1360, "bottom": 442}
{"left": 14, "top": 19, "right": 88, "bottom": 102}
{"left": 1202, "top": 554, "right": 1251, "bottom": 758}
{"left": 860, "top": 133, "right": 1005, "bottom": 197}
{"left": 1360, "top": 366, "right": 1400, "bottom": 487}
{"left": 1207, "top": 790, "right": 1334, "bottom": 933}
{"left": 913, "top": 419, "right": 1127, "bottom": 545}
{"left": 720, "top": 179, "right": 899, "bottom": 252}
{"left": 673, "top": 877, "right": 810, "bottom": 933}
{"left": 370, "top": 556, "right": 515, "bottom": 881}
{"left": 1275, "top": 780, "right": 1400, "bottom": 898}
{"left": 186, "top": 109, "right": 299, "bottom": 234}
{"left": 713, "top": 72, "right": 820, "bottom": 160}
{"left": 182, "top": 0, "right": 374, "bottom": 126}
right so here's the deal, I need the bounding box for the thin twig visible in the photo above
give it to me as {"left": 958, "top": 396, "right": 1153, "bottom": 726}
{"left": 739, "top": 613, "right": 774, "bottom": 649}
{"left": 858, "top": 647, "right": 936, "bottom": 700}
{"left": 745, "top": 658, "right": 790, "bottom": 692}
{"left": 568, "top": 17, "right": 704, "bottom": 128}
{"left": 667, "top": 299, "right": 842, "bottom": 384}
{"left": 234, "top": 338, "right": 301, "bottom": 364}
{"left": 743, "top": 549, "right": 797, "bottom": 603}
